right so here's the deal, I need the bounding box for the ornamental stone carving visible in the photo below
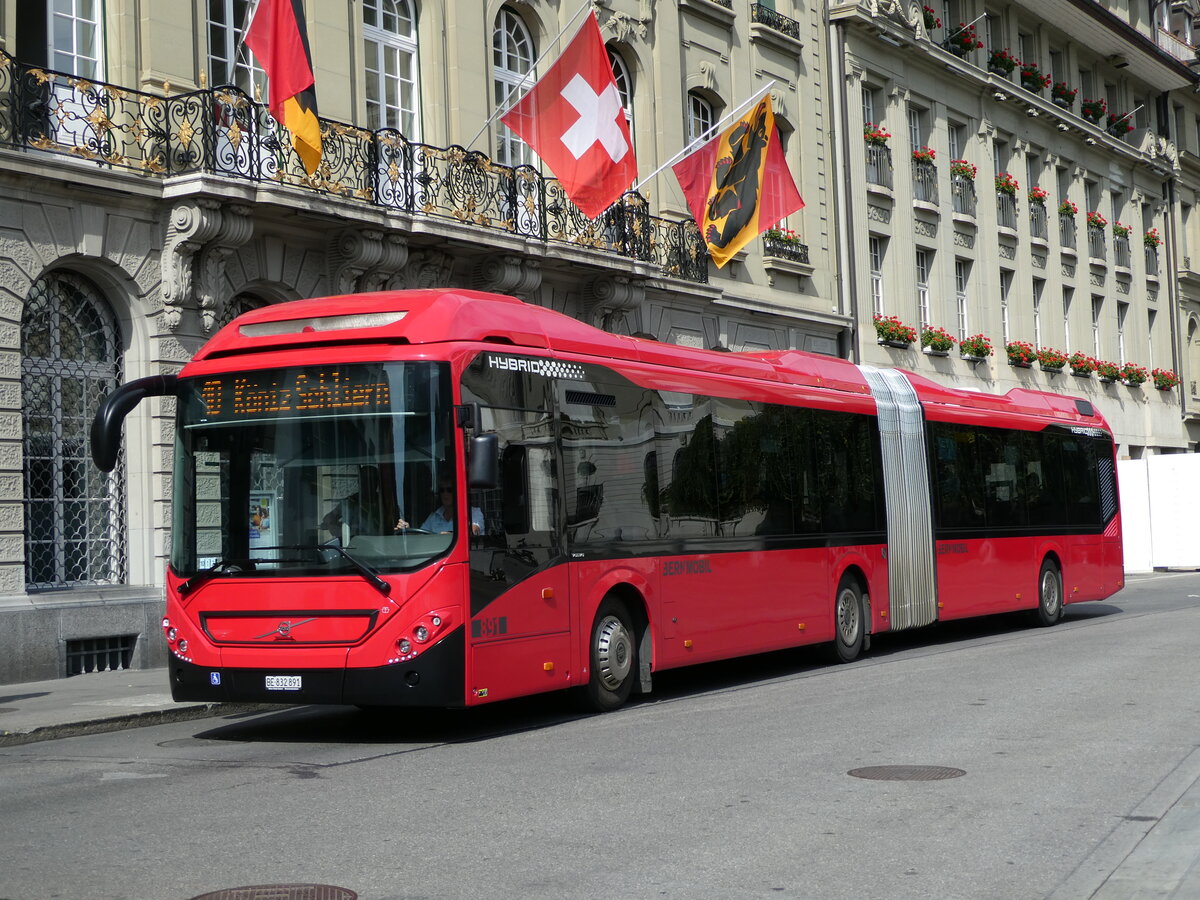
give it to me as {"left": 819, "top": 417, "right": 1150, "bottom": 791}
{"left": 472, "top": 254, "right": 541, "bottom": 297}
{"left": 580, "top": 274, "right": 645, "bottom": 328}
{"left": 163, "top": 199, "right": 254, "bottom": 333}
{"left": 327, "top": 228, "right": 410, "bottom": 296}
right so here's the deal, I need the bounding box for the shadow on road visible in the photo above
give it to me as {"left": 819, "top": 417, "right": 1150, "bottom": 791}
{"left": 191, "top": 601, "right": 1126, "bottom": 747}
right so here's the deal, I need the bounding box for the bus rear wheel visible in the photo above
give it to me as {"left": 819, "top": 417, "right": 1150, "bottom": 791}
{"left": 832, "top": 576, "right": 865, "bottom": 663}
{"left": 584, "top": 598, "right": 637, "bottom": 712}
{"left": 1033, "top": 559, "right": 1063, "bottom": 627}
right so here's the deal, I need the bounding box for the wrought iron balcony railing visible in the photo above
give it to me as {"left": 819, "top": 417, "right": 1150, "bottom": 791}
{"left": 1145, "top": 246, "right": 1159, "bottom": 277}
{"left": 1088, "top": 225, "right": 1107, "bottom": 260}
{"left": 750, "top": 4, "right": 802, "bottom": 40}
{"left": 865, "top": 144, "right": 893, "bottom": 190}
{"left": 0, "top": 50, "right": 708, "bottom": 283}
{"left": 996, "top": 193, "right": 1017, "bottom": 230}
{"left": 912, "top": 160, "right": 938, "bottom": 204}
{"left": 1060, "top": 214, "right": 1077, "bottom": 250}
{"left": 762, "top": 235, "right": 810, "bottom": 263}
{"left": 1029, "top": 202, "right": 1048, "bottom": 240}
{"left": 951, "top": 175, "right": 976, "bottom": 217}
{"left": 1114, "top": 234, "right": 1131, "bottom": 268}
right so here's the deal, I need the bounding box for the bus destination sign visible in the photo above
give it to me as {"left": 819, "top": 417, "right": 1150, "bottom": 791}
{"left": 195, "top": 368, "right": 392, "bottom": 421}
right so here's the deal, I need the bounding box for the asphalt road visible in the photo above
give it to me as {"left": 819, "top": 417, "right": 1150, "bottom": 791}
{"left": 2, "top": 571, "right": 1199, "bottom": 900}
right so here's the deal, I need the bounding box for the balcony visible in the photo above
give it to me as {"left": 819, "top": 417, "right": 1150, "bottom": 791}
{"left": 1146, "top": 246, "right": 1160, "bottom": 278}
{"left": 750, "top": 4, "right": 801, "bottom": 41}
{"left": 1060, "top": 214, "right": 1078, "bottom": 251}
{"left": 866, "top": 144, "right": 893, "bottom": 190}
{"left": 1114, "top": 234, "right": 1131, "bottom": 269}
{"left": 912, "top": 160, "right": 938, "bottom": 205}
{"left": 0, "top": 49, "right": 708, "bottom": 283}
{"left": 762, "top": 234, "right": 810, "bottom": 264}
{"left": 1088, "top": 225, "right": 1107, "bottom": 261}
{"left": 996, "top": 193, "right": 1018, "bottom": 231}
{"left": 951, "top": 175, "right": 976, "bottom": 217}
{"left": 1030, "top": 202, "right": 1048, "bottom": 241}
{"left": 1156, "top": 27, "right": 1197, "bottom": 64}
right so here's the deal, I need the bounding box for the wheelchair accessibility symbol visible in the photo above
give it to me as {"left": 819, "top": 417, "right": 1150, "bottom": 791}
{"left": 210, "top": 672, "right": 221, "bottom": 686}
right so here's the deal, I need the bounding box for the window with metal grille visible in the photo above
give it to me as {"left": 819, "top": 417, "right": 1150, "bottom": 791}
{"left": 22, "top": 271, "right": 125, "bottom": 590}
{"left": 65, "top": 635, "right": 136, "bottom": 676}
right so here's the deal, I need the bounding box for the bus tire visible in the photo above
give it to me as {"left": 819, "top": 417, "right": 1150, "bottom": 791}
{"left": 1033, "top": 559, "right": 1063, "bottom": 627}
{"left": 832, "top": 576, "right": 865, "bottom": 663}
{"left": 584, "top": 597, "right": 637, "bottom": 712}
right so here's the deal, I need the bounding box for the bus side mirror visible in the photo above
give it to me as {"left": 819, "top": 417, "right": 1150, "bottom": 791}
{"left": 468, "top": 433, "right": 499, "bottom": 490}
{"left": 90, "top": 374, "right": 179, "bottom": 472}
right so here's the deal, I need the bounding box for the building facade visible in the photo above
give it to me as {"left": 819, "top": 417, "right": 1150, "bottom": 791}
{"left": 1, "top": 0, "right": 1198, "bottom": 684}
{"left": 0, "top": 0, "right": 837, "bottom": 682}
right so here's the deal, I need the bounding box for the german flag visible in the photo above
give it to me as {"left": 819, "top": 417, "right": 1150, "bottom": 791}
{"left": 244, "top": 0, "right": 322, "bottom": 175}
{"left": 672, "top": 96, "right": 803, "bottom": 268}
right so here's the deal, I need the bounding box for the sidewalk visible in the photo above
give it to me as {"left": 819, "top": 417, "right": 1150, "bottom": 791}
{"left": 0, "top": 666, "right": 267, "bottom": 747}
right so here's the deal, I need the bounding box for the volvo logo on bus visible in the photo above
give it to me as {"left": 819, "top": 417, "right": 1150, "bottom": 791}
{"left": 256, "top": 618, "right": 316, "bottom": 640}
{"left": 487, "top": 355, "right": 586, "bottom": 381}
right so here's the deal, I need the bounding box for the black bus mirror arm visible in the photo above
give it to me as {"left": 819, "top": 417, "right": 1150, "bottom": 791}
{"left": 90, "top": 374, "right": 180, "bottom": 472}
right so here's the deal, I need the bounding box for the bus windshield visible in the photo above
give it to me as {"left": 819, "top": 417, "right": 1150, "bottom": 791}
{"left": 170, "top": 361, "right": 455, "bottom": 579}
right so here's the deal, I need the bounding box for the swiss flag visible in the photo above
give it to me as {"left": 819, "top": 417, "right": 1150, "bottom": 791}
{"left": 501, "top": 12, "right": 636, "bottom": 219}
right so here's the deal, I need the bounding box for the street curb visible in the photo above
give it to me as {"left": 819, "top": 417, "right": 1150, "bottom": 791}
{"left": 0, "top": 702, "right": 278, "bottom": 747}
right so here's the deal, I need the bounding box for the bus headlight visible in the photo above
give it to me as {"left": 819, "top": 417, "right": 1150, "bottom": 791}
{"left": 415, "top": 625, "right": 429, "bottom": 642}
{"left": 397, "top": 638, "right": 411, "bottom": 655}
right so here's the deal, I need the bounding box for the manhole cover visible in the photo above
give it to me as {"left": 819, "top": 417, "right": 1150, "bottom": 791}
{"left": 848, "top": 765, "right": 966, "bottom": 781}
{"left": 189, "top": 886, "right": 357, "bottom": 900}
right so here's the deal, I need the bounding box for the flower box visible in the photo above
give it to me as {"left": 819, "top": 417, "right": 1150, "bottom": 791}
{"left": 959, "top": 333, "right": 993, "bottom": 358}
{"left": 921, "top": 325, "right": 956, "bottom": 353}
{"left": 864, "top": 122, "right": 891, "bottom": 146}
{"left": 1153, "top": 367, "right": 1180, "bottom": 390}
{"left": 873, "top": 314, "right": 917, "bottom": 345}
{"left": 1080, "top": 98, "right": 1107, "bottom": 124}
{"left": 944, "top": 23, "right": 983, "bottom": 57}
{"left": 1121, "top": 363, "right": 1148, "bottom": 386}
{"left": 1051, "top": 82, "right": 1077, "bottom": 108}
{"left": 1006, "top": 340, "right": 1036, "bottom": 367}
{"left": 995, "top": 172, "right": 1019, "bottom": 196}
{"left": 988, "top": 48, "right": 1018, "bottom": 76}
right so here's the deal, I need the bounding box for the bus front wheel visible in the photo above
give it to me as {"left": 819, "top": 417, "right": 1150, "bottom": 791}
{"left": 1033, "top": 559, "right": 1063, "bottom": 627}
{"left": 832, "top": 576, "right": 865, "bottom": 663}
{"left": 584, "top": 598, "right": 637, "bottom": 711}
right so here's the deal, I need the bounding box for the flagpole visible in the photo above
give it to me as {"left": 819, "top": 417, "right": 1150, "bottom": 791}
{"left": 238, "top": 0, "right": 262, "bottom": 45}
{"left": 465, "top": 1, "right": 594, "bottom": 151}
{"left": 634, "top": 80, "right": 775, "bottom": 193}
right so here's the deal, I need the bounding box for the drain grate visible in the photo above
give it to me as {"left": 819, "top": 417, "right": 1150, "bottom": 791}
{"left": 848, "top": 765, "right": 966, "bottom": 781}
{"left": 189, "top": 886, "right": 357, "bottom": 900}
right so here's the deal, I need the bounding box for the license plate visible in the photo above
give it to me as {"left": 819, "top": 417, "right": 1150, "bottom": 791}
{"left": 265, "top": 675, "right": 302, "bottom": 691}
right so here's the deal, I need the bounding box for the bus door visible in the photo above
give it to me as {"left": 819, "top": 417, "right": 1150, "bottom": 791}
{"left": 462, "top": 361, "right": 573, "bottom": 703}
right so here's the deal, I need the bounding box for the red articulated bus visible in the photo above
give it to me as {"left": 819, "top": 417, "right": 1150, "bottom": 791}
{"left": 92, "top": 289, "right": 1124, "bottom": 711}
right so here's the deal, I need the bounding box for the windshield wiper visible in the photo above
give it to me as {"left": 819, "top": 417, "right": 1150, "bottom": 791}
{"left": 289, "top": 544, "right": 392, "bottom": 597}
{"left": 178, "top": 559, "right": 251, "bottom": 597}
{"left": 180, "top": 546, "right": 391, "bottom": 598}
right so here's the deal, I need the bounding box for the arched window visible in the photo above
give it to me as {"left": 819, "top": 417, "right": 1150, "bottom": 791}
{"left": 608, "top": 47, "right": 634, "bottom": 137}
{"left": 213, "top": 292, "right": 268, "bottom": 332}
{"left": 364, "top": 0, "right": 420, "bottom": 136}
{"left": 688, "top": 91, "right": 716, "bottom": 144}
{"left": 22, "top": 272, "right": 124, "bottom": 590}
{"left": 492, "top": 7, "right": 536, "bottom": 166}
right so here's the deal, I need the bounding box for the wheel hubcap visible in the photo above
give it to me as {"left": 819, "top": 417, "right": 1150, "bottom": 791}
{"left": 1042, "top": 570, "right": 1061, "bottom": 615}
{"left": 837, "top": 588, "right": 860, "bottom": 644}
{"left": 595, "top": 615, "right": 632, "bottom": 690}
